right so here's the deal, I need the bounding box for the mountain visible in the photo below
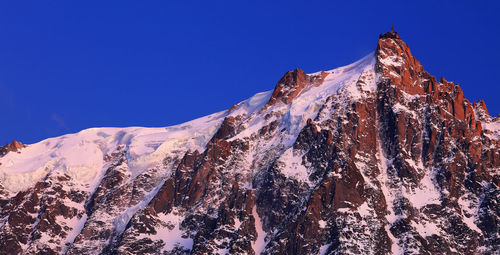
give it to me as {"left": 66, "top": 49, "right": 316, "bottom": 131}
{"left": 0, "top": 31, "right": 498, "bottom": 255}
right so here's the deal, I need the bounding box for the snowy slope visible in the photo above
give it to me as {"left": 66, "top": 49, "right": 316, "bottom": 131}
{"left": 0, "top": 52, "right": 375, "bottom": 196}
{"left": 0, "top": 113, "right": 222, "bottom": 194}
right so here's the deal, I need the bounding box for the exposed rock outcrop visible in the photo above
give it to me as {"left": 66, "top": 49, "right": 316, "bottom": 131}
{"left": 0, "top": 140, "right": 25, "bottom": 157}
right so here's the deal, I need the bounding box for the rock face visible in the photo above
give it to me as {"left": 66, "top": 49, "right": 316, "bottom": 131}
{"left": 0, "top": 31, "right": 498, "bottom": 255}
{"left": 0, "top": 140, "right": 25, "bottom": 157}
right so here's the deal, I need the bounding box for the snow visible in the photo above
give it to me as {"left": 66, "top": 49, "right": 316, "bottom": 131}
{"left": 376, "top": 144, "right": 398, "bottom": 223}
{"left": 378, "top": 55, "right": 404, "bottom": 67}
{"left": 461, "top": 213, "right": 482, "bottom": 233}
{"left": 252, "top": 206, "right": 267, "bottom": 255}
{"left": 377, "top": 141, "right": 403, "bottom": 255}
{"left": 318, "top": 220, "right": 327, "bottom": 229}
{"left": 319, "top": 243, "right": 332, "bottom": 255}
{"left": 354, "top": 154, "right": 377, "bottom": 189}
{"left": 458, "top": 194, "right": 482, "bottom": 233}
{"left": 114, "top": 179, "right": 166, "bottom": 235}
{"left": 155, "top": 209, "right": 193, "bottom": 252}
{"left": 228, "top": 91, "right": 272, "bottom": 117}
{"left": 404, "top": 169, "right": 440, "bottom": 209}
{"left": 276, "top": 148, "right": 309, "bottom": 183}
{"left": 392, "top": 103, "right": 417, "bottom": 119}
{"left": 0, "top": 52, "right": 402, "bottom": 254}
{"left": 357, "top": 202, "right": 372, "bottom": 218}
{"left": 481, "top": 119, "right": 500, "bottom": 140}
{"left": 234, "top": 217, "right": 242, "bottom": 230}
{"left": 230, "top": 52, "right": 376, "bottom": 146}
{"left": 384, "top": 225, "right": 401, "bottom": 255}
{"left": 337, "top": 208, "right": 351, "bottom": 213}
{"left": 412, "top": 220, "right": 440, "bottom": 237}
{"left": 389, "top": 70, "right": 400, "bottom": 77}
{"left": 0, "top": 160, "right": 54, "bottom": 193}
{"left": 0, "top": 133, "right": 105, "bottom": 193}
{"left": 0, "top": 111, "right": 227, "bottom": 194}
{"left": 0, "top": 40, "right": 495, "bottom": 254}
{"left": 0, "top": 51, "right": 378, "bottom": 197}
{"left": 60, "top": 214, "right": 88, "bottom": 253}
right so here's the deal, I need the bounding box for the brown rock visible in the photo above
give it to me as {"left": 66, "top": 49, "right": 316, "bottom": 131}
{"left": 0, "top": 139, "right": 26, "bottom": 156}
{"left": 266, "top": 68, "right": 309, "bottom": 106}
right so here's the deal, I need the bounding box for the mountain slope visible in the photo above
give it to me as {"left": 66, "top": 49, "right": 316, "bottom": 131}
{"left": 0, "top": 31, "right": 498, "bottom": 255}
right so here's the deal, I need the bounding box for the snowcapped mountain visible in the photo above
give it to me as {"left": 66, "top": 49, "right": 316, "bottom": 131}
{"left": 0, "top": 31, "right": 498, "bottom": 255}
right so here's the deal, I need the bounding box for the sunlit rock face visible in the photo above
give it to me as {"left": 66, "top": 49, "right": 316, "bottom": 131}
{"left": 0, "top": 31, "right": 498, "bottom": 255}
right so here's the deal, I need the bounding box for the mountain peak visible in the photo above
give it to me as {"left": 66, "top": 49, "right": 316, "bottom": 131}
{"left": 0, "top": 139, "right": 25, "bottom": 157}
{"left": 379, "top": 30, "right": 400, "bottom": 40}
{"left": 376, "top": 29, "right": 428, "bottom": 95}
{"left": 474, "top": 99, "right": 490, "bottom": 117}
{"left": 264, "top": 66, "right": 332, "bottom": 108}
{"left": 266, "top": 68, "right": 308, "bottom": 106}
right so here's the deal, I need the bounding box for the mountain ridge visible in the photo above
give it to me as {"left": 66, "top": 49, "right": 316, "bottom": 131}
{"left": 0, "top": 31, "right": 498, "bottom": 255}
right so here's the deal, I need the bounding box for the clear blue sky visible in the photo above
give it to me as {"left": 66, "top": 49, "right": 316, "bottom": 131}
{"left": 1, "top": 1, "right": 499, "bottom": 144}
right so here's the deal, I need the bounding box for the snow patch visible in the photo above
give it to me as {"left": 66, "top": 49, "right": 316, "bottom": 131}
{"left": 276, "top": 148, "right": 309, "bottom": 183}
{"left": 319, "top": 243, "right": 332, "bottom": 255}
{"left": 114, "top": 180, "right": 166, "bottom": 235}
{"left": 481, "top": 119, "right": 500, "bottom": 140}
{"left": 357, "top": 202, "right": 372, "bottom": 218}
{"left": 377, "top": 141, "right": 403, "bottom": 255}
{"left": 378, "top": 55, "right": 404, "bottom": 67}
{"left": 252, "top": 206, "right": 267, "bottom": 255}
{"left": 458, "top": 194, "right": 482, "bottom": 233}
{"left": 60, "top": 214, "right": 88, "bottom": 253}
{"left": 404, "top": 169, "right": 440, "bottom": 209}
{"left": 318, "top": 220, "right": 327, "bottom": 229}
{"left": 155, "top": 209, "right": 193, "bottom": 252}
{"left": 392, "top": 103, "right": 417, "bottom": 119}
{"left": 412, "top": 220, "right": 440, "bottom": 237}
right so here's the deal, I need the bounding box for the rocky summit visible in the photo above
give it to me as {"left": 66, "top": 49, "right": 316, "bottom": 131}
{"left": 0, "top": 31, "right": 498, "bottom": 255}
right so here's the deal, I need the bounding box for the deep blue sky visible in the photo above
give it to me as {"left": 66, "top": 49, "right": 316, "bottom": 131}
{"left": 1, "top": 1, "right": 499, "bottom": 144}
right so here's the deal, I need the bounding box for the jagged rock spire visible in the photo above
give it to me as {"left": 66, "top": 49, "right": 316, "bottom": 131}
{"left": 0, "top": 139, "right": 25, "bottom": 157}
